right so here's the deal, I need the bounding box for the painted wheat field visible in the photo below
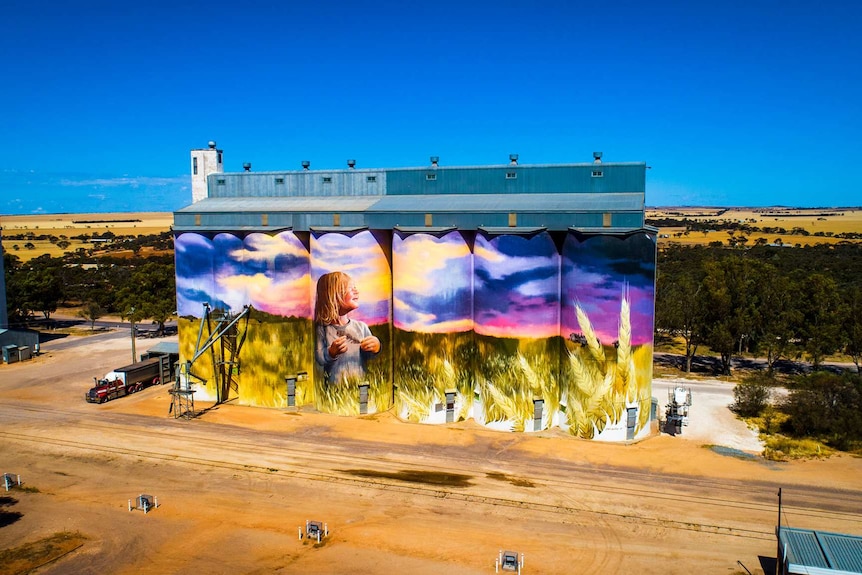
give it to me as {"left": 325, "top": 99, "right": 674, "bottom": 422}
{"left": 178, "top": 299, "right": 651, "bottom": 439}
{"left": 563, "top": 298, "right": 653, "bottom": 439}
{"left": 178, "top": 311, "right": 316, "bottom": 408}
{"left": 394, "top": 329, "right": 476, "bottom": 423}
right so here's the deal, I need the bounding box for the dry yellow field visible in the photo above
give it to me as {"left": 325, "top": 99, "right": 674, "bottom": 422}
{"left": 2, "top": 209, "right": 860, "bottom": 260}
{"left": 648, "top": 207, "right": 862, "bottom": 247}
{"left": 0, "top": 212, "right": 172, "bottom": 261}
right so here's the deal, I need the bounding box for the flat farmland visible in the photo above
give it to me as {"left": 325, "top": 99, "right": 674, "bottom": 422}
{"left": 3, "top": 208, "right": 860, "bottom": 258}
{"left": 0, "top": 212, "right": 173, "bottom": 261}
{"left": 648, "top": 207, "right": 862, "bottom": 247}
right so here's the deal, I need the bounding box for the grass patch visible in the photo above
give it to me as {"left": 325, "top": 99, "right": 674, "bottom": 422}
{"left": 762, "top": 435, "right": 832, "bottom": 461}
{"left": 0, "top": 531, "right": 88, "bottom": 575}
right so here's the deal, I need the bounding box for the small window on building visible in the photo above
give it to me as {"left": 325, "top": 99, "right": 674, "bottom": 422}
{"left": 275, "top": 177, "right": 285, "bottom": 184}
{"left": 603, "top": 212, "right": 612, "bottom": 227}
{"left": 592, "top": 170, "right": 603, "bottom": 178}
{"left": 366, "top": 175, "right": 377, "bottom": 182}
{"left": 193, "top": 157, "right": 198, "bottom": 175}
{"left": 506, "top": 171, "right": 517, "bottom": 179}
{"left": 216, "top": 178, "right": 226, "bottom": 185}
{"left": 322, "top": 176, "right": 332, "bottom": 184}
{"left": 217, "top": 152, "right": 223, "bottom": 165}
{"left": 426, "top": 173, "right": 437, "bottom": 181}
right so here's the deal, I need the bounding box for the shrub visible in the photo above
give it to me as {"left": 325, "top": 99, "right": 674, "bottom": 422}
{"left": 732, "top": 375, "right": 772, "bottom": 417}
{"left": 780, "top": 371, "right": 862, "bottom": 450}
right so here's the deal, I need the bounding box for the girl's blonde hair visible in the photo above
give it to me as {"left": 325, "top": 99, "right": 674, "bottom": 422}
{"left": 314, "top": 271, "right": 352, "bottom": 325}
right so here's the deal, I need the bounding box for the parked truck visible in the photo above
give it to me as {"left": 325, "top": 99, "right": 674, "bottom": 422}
{"left": 85, "top": 357, "right": 165, "bottom": 403}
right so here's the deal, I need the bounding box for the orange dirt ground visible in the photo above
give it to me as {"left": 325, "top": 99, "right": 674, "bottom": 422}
{"left": 1, "top": 332, "right": 861, "bottom": 575}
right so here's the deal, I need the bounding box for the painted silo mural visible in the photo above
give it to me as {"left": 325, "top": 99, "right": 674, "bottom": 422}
{"left": 174, "top": 227, "right": 656, "bottom": 440}
{"left": 238, "top": 231, "right": 313, "bottom": 407}
{"left": 392, "top": 231, "right": 474, "bottom": 424}
{"left": 174, "top": 231, "right": 314, "bottom": 407}
{"left": 473, "top": 232, "right": 562, "bottom": 432}
{"left": 560, "top": 232, "right": 656, "bottom": 441}
{"left": 310, "top": 230, "right": 393, "bottom": 416}
{"left": 175, "top": 232, "right": 217, "bottom": 317}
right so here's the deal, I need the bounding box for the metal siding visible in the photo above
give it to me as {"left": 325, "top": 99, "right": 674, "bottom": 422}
{"left": 784, "top": 530, "right": 830, "bottom": 568}
{"left": 819, "top": 532, "right": 862, "bottom": 572}
{"left": 384, "top": 164, "right": 644, "bottom": 195}
{"left": 370, "top": 192, "right": 643, "bottom": 212}
{"left": 209, "top": 171, "right": 386, "bottom": 198}
{"left": 183, "top": 162, "right": 646, "bottom": 232}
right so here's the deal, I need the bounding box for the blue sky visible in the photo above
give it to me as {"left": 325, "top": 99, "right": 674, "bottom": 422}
{"left": 2, "top": 0, "right": 860, "bottom": 214}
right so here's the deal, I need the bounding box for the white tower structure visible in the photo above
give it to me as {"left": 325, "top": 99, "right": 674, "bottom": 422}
{"left": 190, "top": 141, "right": 223, "bottom": 203}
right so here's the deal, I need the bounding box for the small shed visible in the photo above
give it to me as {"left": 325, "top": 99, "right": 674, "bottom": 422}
{"left": 141, "top": 342, "right": 180, "bottom": 380}
{"left": 778, "top": 527, "right": 862, "bottom": 574}
{"left": 0, "top": 328, "right": 40, "bottom": 359}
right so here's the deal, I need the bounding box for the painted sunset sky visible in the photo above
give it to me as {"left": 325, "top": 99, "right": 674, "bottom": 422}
{"left": 474, "top": 232, "right": 561, "bottom": 339}
{"left": 562, "top": 233, "right": 656, "bottom": 347}
{"left": 175, "top": 230, "right": 656, "bottom": 345}
{"left": 393, "top": 231, "right": 473, "bottom": 333}
{"left": 175, "top": 231, "right": 312, "bottom": 318}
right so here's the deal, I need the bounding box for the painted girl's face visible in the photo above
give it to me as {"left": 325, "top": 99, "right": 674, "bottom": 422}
{"left": 338, "top": 281, "right": 359, "bottom": 314}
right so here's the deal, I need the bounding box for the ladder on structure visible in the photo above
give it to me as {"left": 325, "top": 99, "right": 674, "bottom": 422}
{"left": 170, "top": 304, "right": 252, "bottom": 419}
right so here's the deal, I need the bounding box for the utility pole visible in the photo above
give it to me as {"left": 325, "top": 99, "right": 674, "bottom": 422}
{"left": 776, "top": 487, "right": 782, "bottom": 575}
{"left": 129, "top": 306, "right": 137, "bottom": 364}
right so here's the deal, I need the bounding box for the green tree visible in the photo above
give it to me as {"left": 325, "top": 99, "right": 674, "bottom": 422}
{"left": 843, "top": 287, "right": 862, "bottom": 374}
{"left": 18, "top": 263, "right": 63, "bottom": 320}
{"left": 702, "top": 256, "right": 763, "bottom": 375}
{"left": 77, "top": 301, "right": 106, "bottom": 331}
{"left": 115, "top": 261, "right": 176, "bottom": 334}
{"left": 752, "top": 265, "right": 802, "bottom": 375}
{"left": 655, "top": 267, "right": 708, "bottom": 372}
{"left": 796, "top": 273, "right": 842, "bottom": 369}
{"left": 781, "top": 372, "right": 862, "bottom": 450}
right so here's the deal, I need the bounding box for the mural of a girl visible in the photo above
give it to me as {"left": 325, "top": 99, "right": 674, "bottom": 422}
{"left": 314, "top": 271, "right": 381, "bottom": 386}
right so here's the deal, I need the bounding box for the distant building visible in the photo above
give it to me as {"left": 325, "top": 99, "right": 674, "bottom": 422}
{"left": 173, "top": 147, "right": 657, "bottom": 441}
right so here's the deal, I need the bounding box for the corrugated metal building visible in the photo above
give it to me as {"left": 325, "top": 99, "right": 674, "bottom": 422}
{"left": 175, "top": 153, "right": 647, "bottom": 233}
{"left": 779, "top": 527, "right": 862, "bottom": 575}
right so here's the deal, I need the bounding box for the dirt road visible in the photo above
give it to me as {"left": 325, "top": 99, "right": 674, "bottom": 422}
{"left": 1, "top": 331, "right": 860, "bottom": 574}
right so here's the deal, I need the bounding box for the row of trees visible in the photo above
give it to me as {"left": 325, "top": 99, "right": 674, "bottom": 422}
{"left": 656, "top": 243, "right": 862, "bottom": 375}
{"left": 5, "top": 235, "right": 861, "bottom": 372}
{"left": 4, "top": 250, "right": 176, "bottom": 333}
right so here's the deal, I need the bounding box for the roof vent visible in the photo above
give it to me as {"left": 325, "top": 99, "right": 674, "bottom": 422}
{"left": 302, "top": 161, "right": 310, "bottom": 170}
{"left": 347, "top": 159, "right": 356, "bottom": 169}
{"left": 208, "top": 140, "right": 216, "bottom": 149}
{"left": 593, "top": 152, "right": 603, "bottom": 164}
{"left": 509, "top": 154, "right": 519, "bottom": 165}
{"left": 430, "top": 156, "right": 439, "bottom": 167}
{"left": 243, "top": 162, "right": 252, "bottom": 172}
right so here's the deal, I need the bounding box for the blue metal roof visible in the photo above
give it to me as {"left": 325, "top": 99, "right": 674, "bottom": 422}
{"left": 781, "top": 528, "right": 862, "bottom": 574}
{"left": 173, "top": 193, "right": 645, "bottom": 232}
